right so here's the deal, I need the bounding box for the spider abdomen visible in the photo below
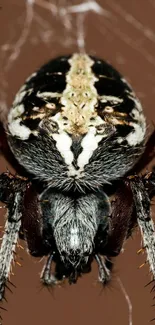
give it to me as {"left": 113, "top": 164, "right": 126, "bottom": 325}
{"left": 7, "top": 54, "right": 146, "bottom": 190}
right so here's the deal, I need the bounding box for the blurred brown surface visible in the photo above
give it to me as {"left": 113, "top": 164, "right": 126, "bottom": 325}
{"left": 0, "top": 0, "right": 155, "bottom": 324}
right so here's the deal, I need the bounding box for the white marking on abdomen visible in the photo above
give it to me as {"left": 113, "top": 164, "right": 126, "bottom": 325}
{"left": 52, "top": 131, "right": 74, "bottom": 165}
{"left": 126, "top": 121, "right": 146, "bottom": 146}
{"left": 13, "top": 90, "right": 27, "bottom": 106}
{"left": 117, "top": 106, "right": 146, "bottom": 146}
{"left": 99, "top": 95, "right": 123, "bottom": 104}
{"left": 37, "top": 91, "right": 62, "bottom": 98}
{"left": 8, "top": 104, "right": 31, "bottom": 140}
{"left": 77, "top": 128, "right": 103, "bottom": 169}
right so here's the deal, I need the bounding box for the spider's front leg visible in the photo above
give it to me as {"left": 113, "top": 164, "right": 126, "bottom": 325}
{"left": 0, "top": 172, "right": 27, "bottom": 301}
{"left": 0, "top": 172, "right": 59, "bottom": 305}
{"left": 103, "top": 170, "right": 155, "bottom": 286}
{"left": 128, "top": 172, "right": 155, "bottom": 280}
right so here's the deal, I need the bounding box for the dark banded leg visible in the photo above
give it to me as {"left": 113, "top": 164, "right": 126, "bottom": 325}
{"left": 0, "top": 173, "right": 27, "bottom": 306}
{"left": 0, "top": 192, "right": 23, "bottom": 300}
{"left": 102, "top": 171, "right": 155, "bottom": 288}
{"left": 129, "top": 173, "right": 155, "bottom": 281}
{"left": 0, "top": 173, "right": 51, "bottom": 302}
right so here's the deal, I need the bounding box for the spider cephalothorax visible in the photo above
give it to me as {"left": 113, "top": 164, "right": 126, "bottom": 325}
{"left": 0, "top": 54, "right": 154, "bottom": 317}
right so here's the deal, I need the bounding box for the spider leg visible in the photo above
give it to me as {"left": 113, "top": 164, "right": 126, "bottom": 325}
{"left": 103, "top": 171, "right": 155, "bottom": 285}
{"left": 0, "top": 192, "right": 22, "bottom": 300}
{"left": 40, "top": 254, "right": 59, "bottom": 286}
{"left": 0, "top": 172, "right": 27, "bottom": 301}
{"left": 129, "top": 173, "right": 155, "bottom": 280}
{"left": 95, "top": 254, "right": 111, "bottom": 284}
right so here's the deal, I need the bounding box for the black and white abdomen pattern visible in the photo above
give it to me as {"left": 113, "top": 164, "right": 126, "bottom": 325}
{"left": 7, "top": 54, "right": 146, "bottom": 190}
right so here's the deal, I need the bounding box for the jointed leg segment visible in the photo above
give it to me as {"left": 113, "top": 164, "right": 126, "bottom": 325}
{"left": 40, "top": 254, "right": 58, "bottom": 286}
{"left": 95, "top": 254, "right": 111, "bottom": 284}
{"left": 129, "top": 173, "right": 155, "bottom": 281}
{"left": 0, "top": 172, "right": 59, "bottom": 309}
{"left": 103, "top": 170, "right": 155, "bottom": 287}
{"left": 0, "top": 192, "right": 22, "bottom": 300}
{"left": 0, "top": 173, "right": 27, "bottom": 302}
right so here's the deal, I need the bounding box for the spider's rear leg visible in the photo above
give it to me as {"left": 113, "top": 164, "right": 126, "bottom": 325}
{"left": 129, "top": 172, "right": 155, "bottom": 281}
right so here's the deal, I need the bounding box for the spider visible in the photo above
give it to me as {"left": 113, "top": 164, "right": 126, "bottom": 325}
{"left": 0, "top": 53, "right": 154, "bottom": 316}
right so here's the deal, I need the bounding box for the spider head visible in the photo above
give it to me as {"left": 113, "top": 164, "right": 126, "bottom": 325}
{"left": 41, "top": 188, "right": 111, "bottom": 269}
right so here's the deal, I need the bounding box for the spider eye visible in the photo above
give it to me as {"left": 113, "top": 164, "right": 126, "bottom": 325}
{"left": 96, "top": 124, "right": 105, "bottom": 134}
{"left": 40, "top": 118, "right": 58, "bottom": 133}
{"left": 96, "top": 123, "right": 116, "bottom": 136}
{"left": 49, "top": 120, "right": 59, "bottom": 132}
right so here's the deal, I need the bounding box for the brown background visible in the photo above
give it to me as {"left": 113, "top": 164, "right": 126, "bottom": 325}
{"left": 0, "top": 0, "right": 155, "bottom": 324}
